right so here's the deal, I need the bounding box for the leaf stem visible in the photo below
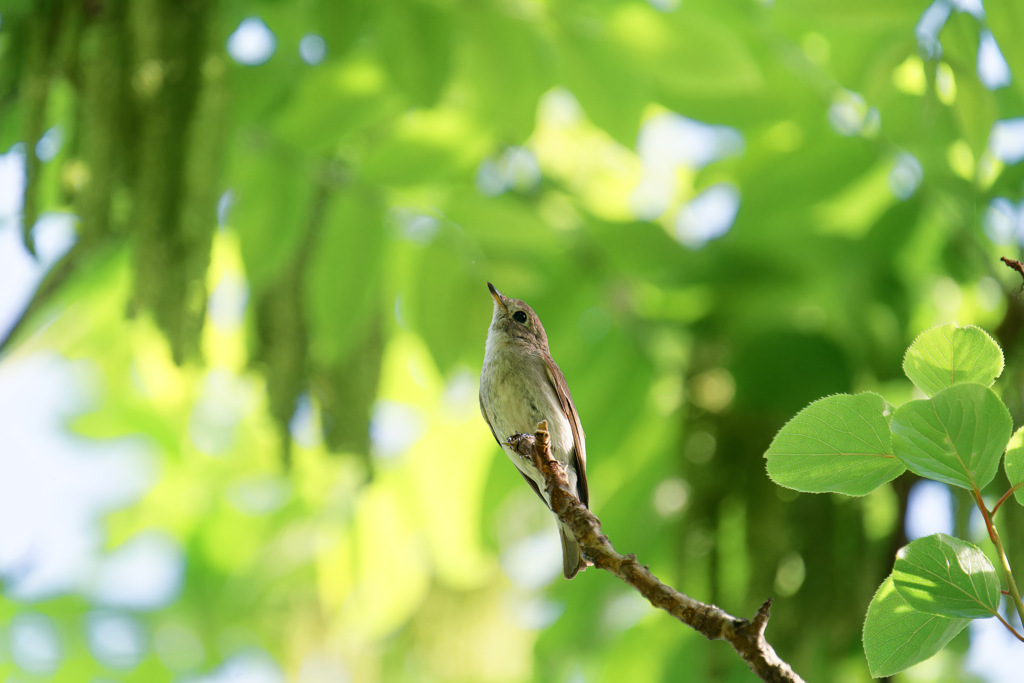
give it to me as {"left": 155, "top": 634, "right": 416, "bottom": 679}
{"left": 991, "top": 484, "right": 1022, "bottom": 518}
{"left": 972, "top": 489, "right": 1024, "bottom": 630}
{"left": 993, "top": 612, "right": 1024, "bottom": 643}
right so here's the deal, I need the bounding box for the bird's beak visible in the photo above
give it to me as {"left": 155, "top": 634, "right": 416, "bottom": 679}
{"left": 487, "top": 282, "right": 509, "bottom": 315}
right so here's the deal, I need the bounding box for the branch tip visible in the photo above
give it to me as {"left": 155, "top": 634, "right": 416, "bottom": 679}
{"left": 753, "top": 598, "right": 773, "bottom": 633}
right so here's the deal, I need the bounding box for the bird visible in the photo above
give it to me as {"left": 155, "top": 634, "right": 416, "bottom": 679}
{"left": 479, "top": 282, "right": 589, "bottom": 579}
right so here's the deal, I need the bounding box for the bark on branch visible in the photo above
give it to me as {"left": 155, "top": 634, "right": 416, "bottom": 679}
{"left": 507, "top": 422, "right": 805, "bottom": 683}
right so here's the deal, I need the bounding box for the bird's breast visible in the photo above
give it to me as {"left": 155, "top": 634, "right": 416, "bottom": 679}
{"left": 481, "top": 348, "right": 573, "bottom": 459}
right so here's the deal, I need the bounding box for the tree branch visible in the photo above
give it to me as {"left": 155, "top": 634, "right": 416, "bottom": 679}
{"left": 507, "top": 422, "right": 805, "bottom": 683}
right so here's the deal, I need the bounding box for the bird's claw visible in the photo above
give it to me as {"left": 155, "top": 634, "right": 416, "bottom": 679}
{"left": 506, "top": 432, "right": 535, "bottom": 458}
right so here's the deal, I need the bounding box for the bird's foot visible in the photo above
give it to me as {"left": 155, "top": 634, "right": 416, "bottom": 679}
{"left": 506, "top": 432, "right": 535, "bottom": 459}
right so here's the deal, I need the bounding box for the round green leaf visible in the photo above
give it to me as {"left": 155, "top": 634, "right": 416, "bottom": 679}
{"left": 903, "top": 323, "right": 1003, "bottom": 397}
{"left": 1005, "top": 425, "right": 1024, "bottom": 507}
{"left": 864, "top": 574, "right": 971, "bottom": 677}
{"left": 891, "top": 384, "right": 1012, "bottom": 491}
{"left": 765, "top": 393, "right": 904, "bottom": 496}
{"left": 893, "top": 533, "right": 1000, "bottom": 618}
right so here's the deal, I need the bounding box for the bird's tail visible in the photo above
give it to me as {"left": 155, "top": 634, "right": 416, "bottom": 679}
{"left": 559, "top": 520, "right": 585, "bottom": 579}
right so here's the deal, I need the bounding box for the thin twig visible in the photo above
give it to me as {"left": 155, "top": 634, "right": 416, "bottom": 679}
{"left": 1001, "top": 256, "right": 1024, "bottom": 282}
{"left": 994, "top": 611, "right": 1024, "bottom": 643}
{"left": 992, "top": 485, "right": 1022, "bottom": 518}
{"left": 508, "top": 422, "right": 805, "bottom": 683}
{"left": 1001, "top": 257, "right": 1024, "bottom": 298}
{"left": 972, "top": 488, "right": 1024, "bottom": 631}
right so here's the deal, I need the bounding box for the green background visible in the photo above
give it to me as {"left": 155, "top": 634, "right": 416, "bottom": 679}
{"left": 1, "top": 0, "right": 1024, "bottom": 680}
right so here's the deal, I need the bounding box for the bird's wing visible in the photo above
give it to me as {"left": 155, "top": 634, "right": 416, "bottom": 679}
{"left": 544, "top": 357, "right": 589, "bottom": 508}
{"left": 479, "top": 392, "right": 502, "bottom": 446}
{"left": 480, "top": 390, "right": 548, "bottom": 506}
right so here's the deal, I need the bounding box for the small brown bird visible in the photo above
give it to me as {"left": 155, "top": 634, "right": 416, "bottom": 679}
{"left": 479, "top": 282, "right": 589, "bottom": 579}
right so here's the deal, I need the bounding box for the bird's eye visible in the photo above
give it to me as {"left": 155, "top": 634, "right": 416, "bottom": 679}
{"left": 513, "top": 311, "right": 528, "bottom": 324}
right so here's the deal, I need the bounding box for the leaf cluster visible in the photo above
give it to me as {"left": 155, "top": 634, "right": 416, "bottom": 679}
{"left": 766, "top": 323, "right": 1024, "bottom": 675}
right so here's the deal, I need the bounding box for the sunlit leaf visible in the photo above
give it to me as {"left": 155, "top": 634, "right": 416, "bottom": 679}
{"left": 891, "top": 384, "right": 1012, "bottom": 491}
{"left": 1004, "top": 425, "right": 1024, "bottom": 506}
{"left": 902, "top": 323, "right": 1003, "bottom": 397}
{"left": 863, "top": 574, "right": 970, "bottom": 677}
{"left": 893, "top": 533, "right": 1000, "bottom": 619}
{"left": 765, "top": 393, "right": 903, "bottom": 496}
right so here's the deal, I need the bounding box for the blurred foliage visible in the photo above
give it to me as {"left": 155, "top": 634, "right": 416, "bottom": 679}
{"left": 1, "top": 0, "right": 1024, "bottom": 681}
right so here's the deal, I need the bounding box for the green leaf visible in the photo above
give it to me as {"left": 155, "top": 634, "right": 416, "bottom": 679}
{"left": 556, "top": 18, "right": 649, "bottom": 147}
{"left": 306, "top": 186, "right": 386, "bottom": 364}
{"left": 360, "top": 107, "right": 489, "bottom": 186}
{"left": 939, "top": 14, "right": 997, "bottom": 159}
{"left": 460, "top": 6, "right": 553, "bottom": 140}
{"left": 892, "top": 533, "right": 1001, "bottom": 618}
{"left": 987, "top": 0, "right": 1024, "bottom": 101}
{"left": 655, "top": 6, "right": 764, "bottom": 99}
{"left": 404, "top": 225, "right": 488, "bottom": 374}
{"left": 764, "top": 393, "right": 904, "bottom": 496}
{"left": 271, "top": 53, "right": 399, "bottom": 155}
{"left": 890, "top": 384, "right": 1012, "bottom": 491}
{"left": 902, "top": 323, "right": 1004, "bottom": 397}
{"left": 1004, "top": 426, "right": 1024, "bottom": 506}
{"left": 374, "top": 0, "right": 453, "bottom": 107}
{"left": 230, "top": 144, "right": 316, "bottom": 293}
{"left": 864, "top": 574, "right": 971, "bottom": 677}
